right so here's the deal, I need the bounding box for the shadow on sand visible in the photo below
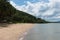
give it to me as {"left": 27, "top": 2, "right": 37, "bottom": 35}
{"left": 0, "top": 23, "right": 10, "bottom": 27}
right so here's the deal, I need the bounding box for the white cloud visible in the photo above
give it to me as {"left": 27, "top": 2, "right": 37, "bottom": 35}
{"left": 10, "top": 0, "right": 60, "bottom": 21}
{"left": 10, "top": 1, "right": 49, "bottom": 15}
{"left": 10, "top": 1, "right": 16, "bottom": 7}
{"left": 54, "top": 16, "right": 60, "bottom": 18}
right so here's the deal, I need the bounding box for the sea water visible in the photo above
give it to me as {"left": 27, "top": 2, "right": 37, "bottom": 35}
{"left": 23, "top": 23, "right": 60, "bottom": 40}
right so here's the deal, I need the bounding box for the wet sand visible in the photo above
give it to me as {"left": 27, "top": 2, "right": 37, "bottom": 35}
{"left": 0, "top": 23, "right": 34, "bottom": 40}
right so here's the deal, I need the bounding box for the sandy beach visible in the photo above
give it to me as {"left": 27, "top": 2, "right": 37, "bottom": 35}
{"left": 0, "top": 23, "right": 34, "bottom": 40}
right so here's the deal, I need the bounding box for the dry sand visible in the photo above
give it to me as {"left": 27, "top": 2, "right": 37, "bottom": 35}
{"left": 0, "top": 23, "right": 34, "bottom": 40}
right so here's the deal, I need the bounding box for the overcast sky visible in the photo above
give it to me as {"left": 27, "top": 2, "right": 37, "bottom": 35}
{"left": 10, "top": 0, "right": 60, "bottom": 22}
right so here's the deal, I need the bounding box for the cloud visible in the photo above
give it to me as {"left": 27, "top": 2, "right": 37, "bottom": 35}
{"left": 10, "top": 0, "right": 60, "bottom": 22}
{"left": 10, "top": 1, "right": 16, "bottom": 7}
{"left": 10, "top": 1, "right": 49, "bottom": 16}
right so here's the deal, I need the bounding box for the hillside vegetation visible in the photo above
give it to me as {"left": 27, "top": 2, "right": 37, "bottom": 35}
{"left": 0, "top": 0, "right": 48, "bottom": 23}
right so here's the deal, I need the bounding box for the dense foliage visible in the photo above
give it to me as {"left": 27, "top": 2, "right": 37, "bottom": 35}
{"left": 0, "top": 0, "right": 47, "bottom": 23}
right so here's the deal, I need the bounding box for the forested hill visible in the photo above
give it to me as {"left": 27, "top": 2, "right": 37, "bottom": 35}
{"left": 0, "top": 0, "right": 47, "bottom": 23}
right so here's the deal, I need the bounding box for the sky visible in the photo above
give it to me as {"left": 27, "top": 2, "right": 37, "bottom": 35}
{"left": 10, "top": 0, "right": 60, "bottom": 22}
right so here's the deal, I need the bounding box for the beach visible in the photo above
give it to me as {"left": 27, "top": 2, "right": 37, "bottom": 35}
{"left": 0, "top": 23, "right": 34, "bottom": 40}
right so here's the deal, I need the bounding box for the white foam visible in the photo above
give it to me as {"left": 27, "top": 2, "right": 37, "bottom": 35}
{"left": 24, "top": 32, "right": 28, "bottom": 35}
{"left": 19, "top": 37, "right": 24, "bottom": 40}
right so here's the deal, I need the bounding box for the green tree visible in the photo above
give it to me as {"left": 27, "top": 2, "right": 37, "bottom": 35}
{"left": 0, "top": 0, "right": 48, "bottom": 23}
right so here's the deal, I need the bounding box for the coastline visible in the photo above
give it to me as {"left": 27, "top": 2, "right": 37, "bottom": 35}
{"left": 0, "top": 23, "right": 34, "bottom": 40}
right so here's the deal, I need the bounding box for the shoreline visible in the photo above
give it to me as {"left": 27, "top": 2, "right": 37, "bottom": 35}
{"left": 0, "top": 23, "right": 34, "bottom": 40}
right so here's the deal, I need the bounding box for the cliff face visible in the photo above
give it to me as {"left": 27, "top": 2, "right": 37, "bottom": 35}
{"left": 0, "top": 0, "right": 47, "bottom": 23}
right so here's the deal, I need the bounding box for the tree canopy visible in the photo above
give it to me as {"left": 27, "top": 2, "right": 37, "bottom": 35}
{"left": 0, "top": 0, "right": 48, "bottom": 23}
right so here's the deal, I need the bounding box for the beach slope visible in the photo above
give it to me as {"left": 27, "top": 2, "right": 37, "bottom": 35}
{"left": 0, "top": 23, "right": 33, "bottom": 40}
